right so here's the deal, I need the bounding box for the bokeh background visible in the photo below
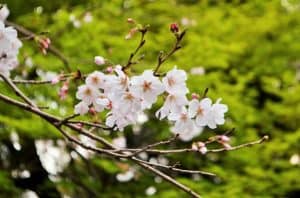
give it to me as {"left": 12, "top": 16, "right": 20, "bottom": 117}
{"left": 0, "top": 0, "right": 299, "bottom": 197}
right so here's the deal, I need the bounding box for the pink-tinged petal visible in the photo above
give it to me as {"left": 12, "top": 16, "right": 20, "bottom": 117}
{"left": 188, "top": 99, "right": 199, "bottom": 118}
{"left": 200, "top": 98, "right": 212, "bottom": 109}
{"left": 195, "top": 116, "right": 208, "bottom": 127}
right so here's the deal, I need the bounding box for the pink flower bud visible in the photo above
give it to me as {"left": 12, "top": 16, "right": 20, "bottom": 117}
{"left": 59, "top": 81, "right": 69, "bottom": 100}
{"left": 38, "top": 37, "right": 51, "bottom": 54}
{"left": 191, "top": 93, "right": 199, "bottom": 100}
{"left": 218, "top": 135, "right": 230, "bottom": 143}
{"left": 51, "top": 76, "right": 60, "bottom": 84}
{"left": 106, "top": 66, "right": 113, "bottom": 74}
{"left": 199, "top": 146, "right": 207, "bottom": 154}
{"left": 125, "top": 28, "right": 138, "bottom": 40}
{"left": 75, "top": 123, "right": 83, "bottom": 130}
{"left": 89, "top": 107, "right": 96, "bottom": 115}
{"left": 197, "top": 142, "right": 205, "bottom": 148}
{"left": 170, "top": 23, "right": 179, "bottom": 33}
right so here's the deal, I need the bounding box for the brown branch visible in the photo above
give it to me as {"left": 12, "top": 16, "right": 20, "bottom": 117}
{"left": 67, "top": 120, "right": 111, "bottom": 130}
{"left": 127, "top": 133, "right": 179, "bottom": 157}
{"left": 122, "top": 27, "right": 148, "bottom": 71}
{"left": 153, "top": 30, "right": 186, "bottom": 76}
{"left": 54, "top": 125, "right": 127, "bottom": 158}
{"left": 0, "top": 74, "right": 37, "bottom": 107}
{"left": 0, "top": 75, "right": 267, "bottom": 198}
{"left": 12, "top": 79, "right": 53, "bottom": 84}
{"left": 132, "top": 157, "right": 215, "bottom": 177}
{"left": 116, "top": 136, "right": 268, "bottom": 155}
{"left": 136, "top": 161, "right": 201, "bottom": 198}
{"left": 0, "top": 91, "right": 202, "bottom": 197}
{"left": 207, "top": 135, "right": 269, "bottom": 153}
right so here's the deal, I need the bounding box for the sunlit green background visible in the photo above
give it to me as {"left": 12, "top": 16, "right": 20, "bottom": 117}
{"left": 0, "top": 0, "right": 299, "bottom": 197}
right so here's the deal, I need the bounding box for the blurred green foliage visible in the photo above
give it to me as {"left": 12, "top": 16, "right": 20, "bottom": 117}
{"left": 0, "top": 0, "right": 299, "bottom": 197}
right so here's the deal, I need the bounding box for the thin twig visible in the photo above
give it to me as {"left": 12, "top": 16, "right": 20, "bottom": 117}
{"left": 0, "top": 91, "right": 202, "bottom": 197}
{"left": 153, "top": 30, "right": 186, "bottom": 76}
{"left": 136, "top": 161, "right": 201, "bottom": 198}
{"left": 57, "top": 114, "right": 79, "bottom": 126}
{"left": 116, "top": 136, "right": 268, "bottom": 155}
{"left": 207, "top": 135, "right": 269, "bottom": 153}
{"left": 67, "top": 120, "right": 111, "bottom": 130}
{"left": 132, "top": 157, "right": 215, "bottom": 176}
{"left": 12, "top": 79, "right": 52, "bottom": 84}
{"left": 54, "top": 125, "right": 127, "bottom": 158}
{"left": 0, "top": 74, "right": 37, "bottom": 107}
{"left": 127, "top": 134, "right": 179, "bottom": 157}
{"left": 122, "top": 27, "right": 148, "bottom": 71}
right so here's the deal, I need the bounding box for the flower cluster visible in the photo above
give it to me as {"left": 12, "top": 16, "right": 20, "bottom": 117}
{"left": 75, "top": 64, "right": 228, "bottom": 141}
{"left": 0, "top": 5, "right": 22, "bottom": 77}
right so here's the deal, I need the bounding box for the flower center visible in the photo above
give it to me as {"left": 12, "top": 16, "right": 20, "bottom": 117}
{"left": 180, "top": 113, "right": 188, "bottom": 121}
{"left": 167, "top": 77, "right": 175, "bottom": 87}
{"left": 124, "top": 92, "right": 134, "bottom": 101}
{"left": 197, "top": 107, "right": 204, "bottom": 116}
{"left": 84, "top": 88, "right": 92, "bottom": 96}
{"left": 120, "top": 77, "right": 128, "bottom": 87}
{"left": 92, "top": 76, "right": 99, "bottom": 84}
{"left": 168, "top": 95, "right": 175, "bottom": 101}
{"left": 143, "top": 81, "right": 152, "bottom": 92}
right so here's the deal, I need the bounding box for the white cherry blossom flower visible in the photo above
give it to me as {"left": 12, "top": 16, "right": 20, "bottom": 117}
{"left": 104, "top": 65, "right": 129, "bottom": 93}
{"left": 130, "top": 70, "right": 164, "bottom": 109}
{"left": 169, "top": 108, "right": 202, "bottom": 141}
{"left": 206, "top": 98, "right": 228, "bottom": 129}
{"left": 162, "top": 67, "right": 188, "bottom": 95}
{"left": 0, "top": 21, "right": 22, "bottom": 76}
{"left": 74, "top": 101, "right": 89, "bottom": 115}
{"left": 76, "top": 85, "right": 99, "bottom": 105}
{"left": 156, "top": 94, "right": 188, "bottom": 120}
{"left": 94, "top": 95, "right": 110, "bottom": 112}
{"left": 85, "top": 71, "right": 106, "bottom": 89}
{"left": 118, "top": 91, "right": 142, "bottom": 115}
{"left": 188, "top": 98, "right": 212, "bottom": 127}
{"left": 106, "top": 111, "right": 131, "bottom": 131}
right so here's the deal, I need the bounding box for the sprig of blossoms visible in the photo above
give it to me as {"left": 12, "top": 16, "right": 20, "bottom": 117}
{"left": 0, "top": 6, "right": 22, "bottom": 77}
{"left": 75, "top": 64, "right": 228, "bottom": 141}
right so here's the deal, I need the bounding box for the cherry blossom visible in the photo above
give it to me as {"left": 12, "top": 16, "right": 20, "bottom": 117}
{"left": 162, "top": 67, "right": 189, "bottom": 95}
{"left": 94, "top": 95, "right": 110, "bottom": 112}
{"left": 106, "top": 111, "right": 132, "bottom": 131}
{"left": 0, "top": 21, "right": 22, "bottom": 76}
{"left": 85, "top": 71, "right": 106, "bottom": 89}
{"left": 120, "top": 91, "right": 142, "bottom": 113}
{"left": 105, "top": 65, "right": 129, "bottom": 93}
{"left": 188, "top": 98, "right": 212, "bottom": 127}
{"left": 206, "top": 98, "right": 228, "bottom": 129}
{"left": 130, "top": 70, "right": 164, "bottom": 109}
{"left": 169, "top": 108, "right": 202, "bottom": 141}
{"left": 74, "top": 101, "right": 89, "bottom": 115}
{"left": 76, "top": 84, "right": 99, "bottom": 105}
{"left": 156, "top": 94, "right": 188, "bottom": 120}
